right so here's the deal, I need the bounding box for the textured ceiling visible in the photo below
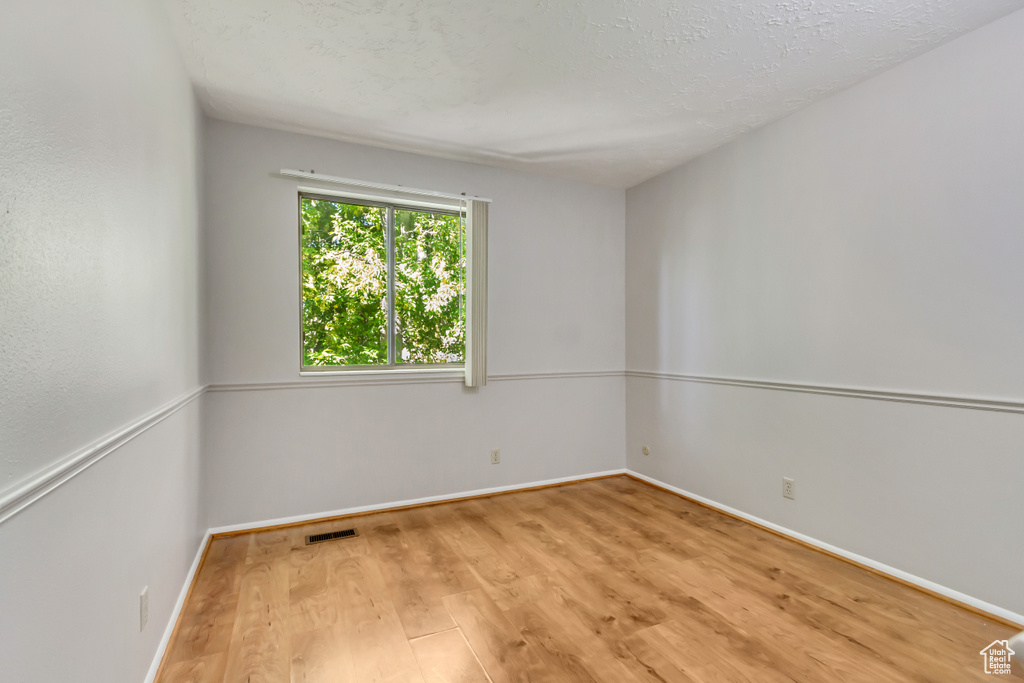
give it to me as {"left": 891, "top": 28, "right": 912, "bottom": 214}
{"left": 163, "top": 0, "right": 1024, "bottom": 187}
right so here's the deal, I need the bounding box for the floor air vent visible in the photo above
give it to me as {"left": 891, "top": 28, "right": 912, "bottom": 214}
{"left": 305, "top": 528, "right": 358, "bottom": 545}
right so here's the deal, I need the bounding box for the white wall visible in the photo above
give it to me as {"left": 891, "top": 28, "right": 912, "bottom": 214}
{"left": 0, "top": 400, "right": 204, "bottom": 681}
{"left": 202, "top": 120, "right": 625, "bottom": 527}
{"left": 626, "top": 9, "right": 1024, "bottom": 616}
{"left": 0, "top": 1, "right": 205, "bottom": 680}
{"left": 8, "top": 2, "right": 1019, "bottom": 676}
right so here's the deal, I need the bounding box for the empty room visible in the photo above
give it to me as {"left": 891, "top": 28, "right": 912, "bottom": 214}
{"left": 3, "top": 0, "right": 1024, "bottom": 681}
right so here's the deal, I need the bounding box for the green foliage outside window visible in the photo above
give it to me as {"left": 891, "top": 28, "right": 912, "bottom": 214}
{"left": 301, "top": 196, "right": 465, "bottom": 367}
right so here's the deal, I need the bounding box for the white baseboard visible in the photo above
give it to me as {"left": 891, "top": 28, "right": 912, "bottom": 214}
{"left": 207, "top": 469, "right": 628, "bottom": 536}
{"left": 626, "top": 470, "right": 1024, "bottom": 627}
{"left": 144, "top": 531, "right": 212, "bottom": 683}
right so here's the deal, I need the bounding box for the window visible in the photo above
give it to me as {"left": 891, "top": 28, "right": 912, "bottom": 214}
{"left": 300, "top": 193, "right": 467, "bottom": 369}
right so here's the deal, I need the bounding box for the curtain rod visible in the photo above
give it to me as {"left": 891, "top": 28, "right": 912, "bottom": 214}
{"left": 279, "top": 169, "right": 493, "bottom": 203}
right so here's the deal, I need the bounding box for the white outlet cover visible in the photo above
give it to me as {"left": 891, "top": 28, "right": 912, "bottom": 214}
{"left": 783, "top": 477, "right": 796, "bottom": 500}
{"left": 490, "top": 449, "right": 500, "bottom": 464}
{"left": 642, "top": 445, "right": 650, "bottom": 456}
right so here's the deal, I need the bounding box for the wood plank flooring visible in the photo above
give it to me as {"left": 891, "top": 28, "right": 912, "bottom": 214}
{"left": 156, "top": 476, "right": 1022, "bottom": 682}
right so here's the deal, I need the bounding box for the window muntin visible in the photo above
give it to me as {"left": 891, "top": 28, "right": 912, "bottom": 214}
{"left": 300, "top": 193, "right": 465, "bottom": 370}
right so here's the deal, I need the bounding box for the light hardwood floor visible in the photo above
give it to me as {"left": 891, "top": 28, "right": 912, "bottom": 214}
{"left": 156, "top": 476, "right": 1022, "bottom": 682}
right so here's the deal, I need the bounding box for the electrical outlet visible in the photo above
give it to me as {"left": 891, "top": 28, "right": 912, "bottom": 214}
{"left": 140, "top": 587, "right": 149, "bottom": 631}
{"left": 641, "top": 445, "right": 650, "bottom": 456}
{"left": 490, "top": 449, "right": 501, "bottom": 464}
{"left": 782, "top": 477, "right": 795, "bottom": 500}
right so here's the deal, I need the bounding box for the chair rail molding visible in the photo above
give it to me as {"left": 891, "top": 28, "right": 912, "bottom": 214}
{"left": 0, "top": 386, "right": 205, "bottom": 525}
{"left": 208, "top": 369, "right": 626, "bottom": 392}
{"left": 626, "top": 370, "right": 1024, "bottom": 415}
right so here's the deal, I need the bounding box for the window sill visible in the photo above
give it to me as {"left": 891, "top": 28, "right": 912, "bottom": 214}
{"left": 208, "top": 368, "right": 466, "bottom": 393}
{"left": 292, "top": 366, "right": 466, "bottom": 388}
{"left": 299, "top": 366, "right": 464, "bottom": 378}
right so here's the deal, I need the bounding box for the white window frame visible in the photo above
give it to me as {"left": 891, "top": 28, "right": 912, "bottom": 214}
{"left": 287, "top": 170, "right": 488, "bottom": 386}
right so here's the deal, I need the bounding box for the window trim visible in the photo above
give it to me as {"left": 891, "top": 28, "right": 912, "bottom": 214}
{"left": 297, "top": 190, "right": 467, "bottom": 374}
